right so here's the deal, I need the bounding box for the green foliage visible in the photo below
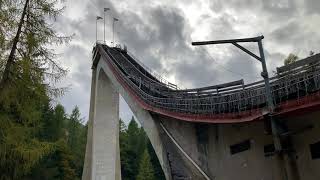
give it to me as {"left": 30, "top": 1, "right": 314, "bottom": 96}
{"left": 66, "top": 106, "right": 87, "bottom": 177}
{"left": 0, "top": 0, "right": 84, "bottom": 179}
{"left": 136, "top": 150, "right": 155, "bottom": 180}
{"left": 147, "top": 141, "right": 166, "bottom": 180}
{"left": 0, "top": 56, "right": 55, "bottom": 179}
{"left": 120, "top": 117, "right": 165, "bottom": 180}
{"left": 284, "top": 53, "right": 299, "bottom": 65}
{"left": 0, "top": 103, "right": 87, "bottom": 179}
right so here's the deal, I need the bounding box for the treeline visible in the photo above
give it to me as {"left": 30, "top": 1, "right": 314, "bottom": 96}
{"left": 0, "top": 0, "right": 87, "bottom": 179}
{"left": 120, "top": 117, "right": 165, "bottom": 180}
{"left": 0, "top": 101, "right": 87, "bottom": 179}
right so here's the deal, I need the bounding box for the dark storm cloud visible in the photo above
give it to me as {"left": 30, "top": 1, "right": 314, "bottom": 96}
{"left": 61, "top": 0, "right": 260, "bottom": 90}
{"left": 114, "top": 2, "right": 258, "bottom": 88}
{"left": 304, "top": 0, "right": 320, "bottom": 15}
{"left": 270, "top": 21, "right": 302, "bottom": 44}
{"left": 123, "top": 5, "right": 258, "bottom": 87}
{"left": 270, "top": 20, "right": 320, "bottom": 54}
{"left": 149, "top": 7, "right": 189, "bottom": 48}
{"left": 116, "top": 6, "right": 191, "bottom": 73}
{"left": 56, "top": 0, "right": 320, "bottom": 120}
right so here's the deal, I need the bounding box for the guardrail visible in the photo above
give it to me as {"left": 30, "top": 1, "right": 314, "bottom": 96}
{"left": 97, "top": 44, "right": 320, "bottom": 115}
{"left": 126, "top": 51, "right": 180, "bottom": 90}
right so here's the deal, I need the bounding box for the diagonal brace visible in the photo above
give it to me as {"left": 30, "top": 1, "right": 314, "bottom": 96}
{"left": 232, "top": 42, "right": 261, "bottom": 62}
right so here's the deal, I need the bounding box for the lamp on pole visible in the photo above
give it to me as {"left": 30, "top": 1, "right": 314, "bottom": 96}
{"left": 192, "top": 36, "right": 286, "bottom": 179}
{"left": 96, "top": 16, "right": 103, "bottom": 42}
{"left": 112, "top": 17, "right": 119, "bottom": 47}
{"left": 104, "top": 8, "right": 110, "bottom": 44}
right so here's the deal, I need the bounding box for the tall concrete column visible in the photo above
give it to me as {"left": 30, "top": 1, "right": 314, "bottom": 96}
{"left": 84, "top": 52, "right": 172, "bottom": 180}
{"left": 83, "top": 67, "right": 121, "bottom": 180}
{"left": 94, "top": 54, "right": 173, "bottom": 180}
{"left": 82, "top": 68, "right": 97, "bottom": 180}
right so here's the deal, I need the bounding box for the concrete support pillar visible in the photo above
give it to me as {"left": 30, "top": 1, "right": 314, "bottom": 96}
{"left": 118, "top": 92, "right": 173, "bottom": 180}
{"left": 82, "top": 68, "right": 97, "bottom": 180}
{"left": 82, "top": 68, "right": 120, "bottom": 180}
{"left": 83, "top": 55, "right": 172, "bottom": 180}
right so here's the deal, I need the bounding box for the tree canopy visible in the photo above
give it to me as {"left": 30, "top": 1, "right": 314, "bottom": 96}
{"left": 284, "top": 53, "right": 299, "bottom": 65}
{"left": 0, "top": 1, "right": 166, "bottom": 179}
{"left": 0, "top": 0, "right": 86, "bottom": 179}
{"left": 120, "top": 117, "right": 165, "bottom": 180}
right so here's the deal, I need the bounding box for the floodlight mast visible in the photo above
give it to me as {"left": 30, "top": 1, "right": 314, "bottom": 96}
{"left": 192, "top": 36, "right": 286, "bottom": 177}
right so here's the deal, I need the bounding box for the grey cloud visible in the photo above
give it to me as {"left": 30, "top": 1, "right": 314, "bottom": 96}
{"left": 57, "top": 44, "right": 92, "bottom": 119}
{"left": 270, "top": 21, "right": 301, "bottom": 44}
{"left": 262, "top": 0, "right": 298, "bottom": 18}
{"left": 116, "top": 6, "right": 192, "bottom": 76}
{"left": 270, "top": 20, "right": 320, "bottom": 54}
{"left": 115, "top": 4, "right": 260, "bottom": 88}
{"left": 209, "top": 0, "right": 299, "bottom": 22}
{"left": 207, "top": 13, "right": 240, "bottom": 40}
{"left": 149, "top": 7, "right": 188, "bottom": 48}
{"left": 55, "top": 0, "right": 320, "bottom": 121}
{"left": 304, "top": 0, "right": 320, "bottom": 15}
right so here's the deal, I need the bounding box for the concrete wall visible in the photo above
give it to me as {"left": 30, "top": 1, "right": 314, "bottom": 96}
{"left": 82, "top": 68, "right": 96, "bottom": 180}
{"left": 206, "top": 120, "right": 279, "bottom": 180}
{"left": 83, "top": 56, "right": 173, "bottom": 180}
{"left": 91, "top": 68, "right": 120, "bottom": 180}
{"left": 284, "top": 111, "right": 320, "bottom": 180}
{"left": 158, "top": 110, "right": 320, "bottom": 180}
{"left": 83, "top": 50, "right": 320, "bottom": 180}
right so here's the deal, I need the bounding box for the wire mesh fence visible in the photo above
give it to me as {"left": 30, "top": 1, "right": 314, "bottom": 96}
{"left": 98, "top": 44, "right": 320, "bottom": 115}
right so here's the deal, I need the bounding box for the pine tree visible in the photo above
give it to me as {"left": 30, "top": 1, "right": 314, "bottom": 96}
{"left": 119, "top": 119, "right": 131, "bottom": 180}
{"left": 136, "top": 149, "right": 155, "bottom": 180}
{"left": 24, "top": 105, "right": 86, "bottom": 180}
{"left": 67, "top": 106, "right": 86, "bottom": 177}
{"left": 147, "top": 140, "right": 166, "bottom": 180}
{"left": 0, "top": 0, "right": 71, "bottom": 93}
{"left": 284, "top": 53, "right": 299, "bottom": 65}
{"left": 124, "top": 118, "right": 140, "bottom": 178}
{"left": 0, "top": 0, "right": 71, "bottom": 178}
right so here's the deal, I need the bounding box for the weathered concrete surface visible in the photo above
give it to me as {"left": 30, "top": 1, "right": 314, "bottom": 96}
{"left": 82, "top": 68, "right": 96, "bottom": 180}
{"left": 83, "top": 48, "right": 320, "bottom": 180}
{"left": 206, "top": 121, "right": 279, "bottom": 180}
{"left": 82, "top": 55, "right": 173, "bottom": 180}
{"left": 158, "top": 111, "right": 320, "bottom": 180}
{"left": 91, "top": 69, "right": 120, "bottom": 180}
{"left": 284, "top": 111, "right": 320, "bottom": 180}
{"left": 158, "top": 115, "right": 209, "bottom": 179}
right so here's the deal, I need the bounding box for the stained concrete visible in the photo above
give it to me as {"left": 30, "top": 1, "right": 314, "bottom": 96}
{"left": 284, "top": 111, "right": 320, "bottom": 180}
{"left": 83, "top": 48, "right": 320, "bottom": 180}
{"left": 158, "top": 112, "right": 320, "bottom": 180}
{"left": 90, "top": 69, "right": 120, "bottom": 180}
{"left": 82, "top": 54, "right": 172, "bottom": 180}
{"left": 82, "top": 69, "right": 96, "bottom": 180}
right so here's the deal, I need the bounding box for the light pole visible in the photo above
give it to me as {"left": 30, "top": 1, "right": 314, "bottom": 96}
{"left": 96, "top": 16, "right": 103, "bottom": 42}
{"left": 104, "top": 8, "right": 110, "bottom": 44}
{"left": 112, "top": 17, "right": 119, "bottom": 47}
{"left": 192, "top": 36, "right": 286, "bottom": 179}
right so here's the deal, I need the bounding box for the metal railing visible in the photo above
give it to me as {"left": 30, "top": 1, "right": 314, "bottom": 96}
{"left": 98, "top": 44, "right": 320, "bottom": 115}
{"left": 126, "top": 51, "right": 179, "bottom": 90}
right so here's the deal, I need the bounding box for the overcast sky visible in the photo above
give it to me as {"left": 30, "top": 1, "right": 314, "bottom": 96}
{"left": 55, "top": 0, "right": 320, "bottom": 123}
